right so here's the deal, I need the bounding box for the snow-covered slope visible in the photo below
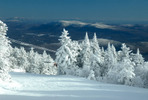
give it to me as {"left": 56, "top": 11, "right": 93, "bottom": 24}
{"left": 9, "top": 38, "right": 56, "bottom": 53}
{"left": 0, "top": 72, "right": 148, "bottom": 100}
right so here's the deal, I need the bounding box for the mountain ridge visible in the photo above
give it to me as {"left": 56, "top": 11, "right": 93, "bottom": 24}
{"left": 4, "top": 19, "right": 148, "bottom": 60}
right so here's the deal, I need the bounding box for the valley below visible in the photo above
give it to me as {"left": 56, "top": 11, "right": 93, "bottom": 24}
{"left": 3, "top": 18, "right": 148, "bottom": 60}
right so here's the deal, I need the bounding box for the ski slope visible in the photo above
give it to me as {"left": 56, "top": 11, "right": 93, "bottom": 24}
{"left": 0, "top": 72, "right": 148, "bottom": 100}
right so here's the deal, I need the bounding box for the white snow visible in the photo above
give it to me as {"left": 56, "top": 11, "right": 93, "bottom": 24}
{"left": 91, "top": 23, "right": 116, "bottom": 29}
{"left": 9, "top": 38, "right": 56, "bottom": 53}
{"left": 0, "top": 72, "right": 148, "bottom": 100}
{"left": 60, "top": 20, "right": 88, "bottom": 27}
{"left": 60, "top": 20, "right": 117, "bottom": 29}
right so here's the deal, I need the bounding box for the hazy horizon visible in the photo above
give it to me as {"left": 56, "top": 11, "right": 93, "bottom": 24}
{"left": 1, "top": 0, "right": 148, "bottom": 24}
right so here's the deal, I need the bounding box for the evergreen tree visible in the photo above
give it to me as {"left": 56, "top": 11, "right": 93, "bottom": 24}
{"left": 118, "top": 43, "right": 132, "bottom": 61}
{"left": 103, "top": 43, "right": 117, "bottom": 77}
{"left": 41, "top": 51, "right": 57, "bottom": 75}
{"left": 0, "top": 20, "right": 11, "bottom": 81}
{"left": 131, "top": 48, "right": 144, "bottom": 67}
{"left": 55, "top": 29, "right": 78, "bottom": 75}
{"left": 19, "top": 47, "right": 29, "bottom": 70}
{"left": 79, "top": 32, "right": 91, "bottom": 77}
{"left": 10, "top": 47, "right": 29, "bottom": 71}
{"left": 131, "top": 48, "right": 145, "bottom": 78}
{"left": 27, "top": 48, "right": 41, "bottom": 74}
{"left": 103, "top": 43, "right": 118, "bottom": 82}
{"left": 9, "top": 47, "right": 19, "bottom": 69}
{"left": 115, "top": 43, "right": 135, "bottom": 85}
{"left": 131, "top": 49, "right": 147, "bottom": 87}
{"left": 90, "top": 33, "right": 104, "bottom": 78}
{"left": 70, "top": 40, "right": 81, "bottom": 75}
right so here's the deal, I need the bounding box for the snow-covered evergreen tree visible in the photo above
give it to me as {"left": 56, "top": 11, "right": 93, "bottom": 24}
{"left": 71, "top": 40, "right": 81, "bottom": 75}
{"left": 90, "top": 33, "right": 104, "bottom": 78}
{"left": 55, "top": 29, "right": 78, "bottom": 75}
{"left": 103, "top": 43, "right": 117, "bottom": 77}
{"left": 118, "top": 43, "right": 132, "bottom": 61}
{"left": 10, "top": 47, "right": 29, "bottom": 71}
{"left": 0, "top": 20, "right": 11, "bottom": 81}
{"left": 131, "top": 48, "right": 145, "bottom": 79}
{"left": 40, "top": 51, "right": 57, "bottom": 75}
{"left": 9, "top": 47, "right": 18, "bottom": 69}
{"left": 27, "top": 48, "right": 42, "bottom": 74}
{"left": 102, "top": 43, "right": 118, "bottom": 82}
{"left": 131, "top": 48, "right": 144, "bottom": 67}
{"left": 115, "top": 43, "right": 135, "bottom": 85}
{"left": 131, "top": 49, "right": 147, "bottom": 87}
{"left": 78, "top": 32, "right": 91, "bottom": 77}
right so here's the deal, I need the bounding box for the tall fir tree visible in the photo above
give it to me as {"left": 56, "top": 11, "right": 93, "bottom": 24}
{"left": 90, "top": 33, "right": 104, "bottom": 78}
{"left": 0, "top": 20, "right": 11, "bottom": 81}
{"left": 103, "top": 43, "right": 117, "bottom": 77}
{"left": 103, "top": 43, "right": 118, "bottom": 82}
{"left": 131, "top": 49, "right": 147, "bottom": 87}
{"left": 115, "top": 43, "right": 135, "bottom": 85}
{"left": 55, "top": 29, "right": 78, "bottom": 75}
{"left": 79, "top": 32, "right": 91, "bottom": 77}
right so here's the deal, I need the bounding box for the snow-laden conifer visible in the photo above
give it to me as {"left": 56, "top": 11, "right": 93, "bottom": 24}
{"left": 103, "top": 43, "right": 117, "bottom": 77}
{"left": 27, "top": 48, "right": 42, "bottom": 74}
{"left": 41, "top": 51, "right": 57, "bottom": 75}
{"left": 131, "top": 48, "right": 144, "bottom": 67}
{"left": 55, "top": 29, "right": 79, "bottom": 75}
{"left": 0, "top": 20, "right": 11, "bottom": 81}
{"left": 131, "top": 49, "right": 148, "bottom": 87}
{"left": 79, "top": 32, "right": 91, "bottom": 77}
{"left": 90, "top": 33, "right": 104, "bottom": 78}
{"left": 115, "top": 43, "right": 135, "bottom": 85}
{"left": 10, "top": 47, "right": 29, "bottom": 71}
{"left": 103, "top": 43, "right": 118, "bottom": 82}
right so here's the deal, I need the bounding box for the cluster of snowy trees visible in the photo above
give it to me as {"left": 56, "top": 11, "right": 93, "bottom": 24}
{"left": 56, "top": 29, "right": 148, "bottom": 88}
{"left": 10, "top": 47, "right": 57, "bottom": 75}
{"left": 0, "top": 20, "right": 57, "bottom": 82}
{"left": 0, "top": 20, "right": 148, "bottom": 88}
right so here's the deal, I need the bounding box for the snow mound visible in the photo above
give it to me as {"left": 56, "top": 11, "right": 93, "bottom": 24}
{"left": 0, "top": 79, "right": 22, "bottom": 91}
{"left": 11, "top": 69, "right": 26, "bottom": 73}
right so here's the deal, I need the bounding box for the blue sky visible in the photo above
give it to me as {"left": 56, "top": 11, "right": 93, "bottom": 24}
{"left": 0, "top": 0, "right": 148, "bottom": 23}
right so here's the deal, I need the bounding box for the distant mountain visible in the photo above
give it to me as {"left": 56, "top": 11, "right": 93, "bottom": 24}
{"left": 4, "top": 19, "right": 148, "bottom": 60}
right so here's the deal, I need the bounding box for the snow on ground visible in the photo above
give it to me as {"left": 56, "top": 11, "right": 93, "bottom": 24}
{"left": 0, "top": 72, "right": 148, "bottom": 100}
